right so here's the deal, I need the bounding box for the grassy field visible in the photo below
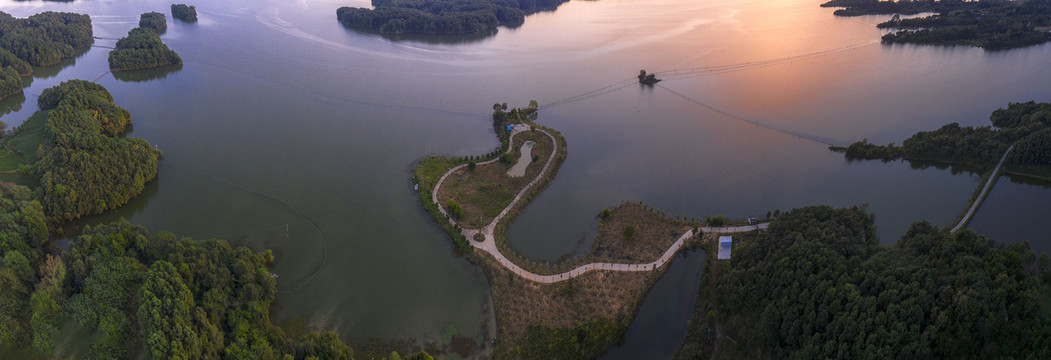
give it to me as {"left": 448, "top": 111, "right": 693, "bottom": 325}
{"left": 1005, "top": 164, "right": 1051, "bottom": 183}
{"left": 0, "top": 110, "right": 47, "bottom": 186}
{"left": 436, "top": 130, "right": 555, "bottom": 229}
{"left": 480, "top": 250, "right": 660, "bottom": 359}
{"left": 2, "top": 110, "right": 49, "bottom": 166}
{"left": 589, "top": 202, "right": 693, "bottom": 264}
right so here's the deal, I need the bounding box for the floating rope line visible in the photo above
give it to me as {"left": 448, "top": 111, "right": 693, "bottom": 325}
{"left": 172, "top": 165, "right": 328, "bottom": 293}
{"left": 656, "top": 83, "right": 840, "bottom": 147}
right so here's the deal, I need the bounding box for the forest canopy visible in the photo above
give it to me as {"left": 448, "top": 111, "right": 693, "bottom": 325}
{"left": 821, "top": 0, "right": 1051, "bottom": 50}
{"left": 336, "top": 0, "right": 571, "bottom": 36}
{"left": 0, "top": 11, "right": 93, "bottom": 70}
{"left": 171, "top": 4, "right": 198, "bottom": 23}
{"left": 677, "top": 205, "right": 1051, "bottom": 358}
{"left": 138, "top": 11, "right": 167, "bottom": 33}
{"left": 108, "top": 26, "right": 182, "bottom": 71}
{"left": 0, "top": 66, "right": 21, "bottom": 100}
{"left": 30, "top": 80, "right": 163, "bottom": 221}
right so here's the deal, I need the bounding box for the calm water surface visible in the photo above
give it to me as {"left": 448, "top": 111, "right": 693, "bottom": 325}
{"left": 2, "top": 0, "right": 1049, "bottom": 355}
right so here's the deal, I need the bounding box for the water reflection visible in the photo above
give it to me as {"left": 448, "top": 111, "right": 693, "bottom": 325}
{"left": 601, "top": 248, "right": 707, "bottom": 360}
{"left": 31, "top": 47, "right": 90, "bottom": 79}
{"left": 112, "top": 64, "right": 184, "bottom": 82}
{"left": 0, "top": 91, "right": 25, "bottom": 117}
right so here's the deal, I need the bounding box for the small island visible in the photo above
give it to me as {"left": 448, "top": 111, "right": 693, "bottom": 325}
{"left": 821, "top": 0, "right": 1051, "bottom": 50}
{"left": 337, "top": 0, "right": 571, "bottom": 37}
{"left": 108, "top": 26, "right": 182, "bottom": 71}
{"left": 638, "top": 70, "right": 661, "bottom": 85}
{"left": 0, "top": 11, "right": 94, "bottom": 73}
{"left": 171, "top": 4, "right": 198, "bottom": 23}
{"left": 139, "top": 11, "right": 167, "bottom": 33}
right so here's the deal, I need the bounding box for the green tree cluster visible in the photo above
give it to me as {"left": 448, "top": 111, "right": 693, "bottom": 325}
{"left": 0, "top": 66, "right": 21, "bottom": 100}
{"left": 139, "top": 12, "right": 167, "bottom": 33}
{"left": 109, "top": 27, "right": 182, "bottom": 71}
{"left": 336, "top": 0, "right": 571, "bottom": 36}
{"left": 520, "top": 318, "right": 624, "bottom": 360}
{"left": 694, "top": 206, "right": 1051, "bottom": 358}
{"left": 171, "top": 4, "right": 198, "bottom": 23}
{"left": 32, "top": 80, "right": 162, "bottom": 221}
{"left": 0, "top": 47, "right": 32, "bottom": 77}
{"left": 844, "top": 102, "right": 1051, "bottom": 171}
{"left": 0, "top": 11, "right": 93, "bottom": 69}
{"left": 0, "top": 183, "right": 54, "bottom": 352}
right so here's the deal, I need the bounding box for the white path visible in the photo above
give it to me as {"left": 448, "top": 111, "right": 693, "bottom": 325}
{"left": 950, "top": 144, "right": 1015, "bottom": 234}
{"left": 431, "top": 125, "right": 767, "bottom": 283}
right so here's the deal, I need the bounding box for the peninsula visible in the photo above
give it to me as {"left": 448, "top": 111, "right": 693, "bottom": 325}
{"left": 414, "top": 102, "right": 768, "bottom": 359}
{"left": 821, "top": 0, "right": 1051, "bottom": 50}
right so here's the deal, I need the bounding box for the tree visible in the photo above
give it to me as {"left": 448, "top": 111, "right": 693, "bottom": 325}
{"left": 171, "top": 4, "right": 198, "bottom": 23}
{"left": 598, "top": 208, "right": 611, "bottom": 220}
{"left": 623, "top": 225, "right": 635, "bottom": 241}
{"left": 446, "top": 200, "right": 464, "bottom": 220}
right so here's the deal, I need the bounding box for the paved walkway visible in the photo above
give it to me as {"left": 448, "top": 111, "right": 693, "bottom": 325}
{"left": 432, "top": 125, "right": 767, "bottom": 283}
{"left": 950, "top": 144, "right": 1015, "bottom": 234}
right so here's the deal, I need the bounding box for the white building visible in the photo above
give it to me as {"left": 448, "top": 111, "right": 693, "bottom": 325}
{"left": 717, "top": 236, "right": 732, "bottom": 260}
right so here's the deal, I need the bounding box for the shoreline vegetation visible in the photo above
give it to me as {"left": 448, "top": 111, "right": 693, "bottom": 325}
{"left": 413, "top": 102, "right": 765, "bottom": 359}
{"left": 108, "top": 14, "right": 182, "bottom": 72}
{"left": 336, "top": 0, "right": 571, "bottom": 37}
{"left": 821, "top": 0, "right": 1051, "bottom": 50}
{"left": 0, "top": 81, "right": 436, "bottom": 359}
{"left": 171, "top": 4, "right": 198, "bottom": 23}
{"left": 674, "top": 206, "right": 1051, "bottom": 359}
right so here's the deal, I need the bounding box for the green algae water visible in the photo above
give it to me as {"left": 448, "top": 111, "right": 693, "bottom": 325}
{"left": 1, "top": 0, "right": 1049, "bottom": 357}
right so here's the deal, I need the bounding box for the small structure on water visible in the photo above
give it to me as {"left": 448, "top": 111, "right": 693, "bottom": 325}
{"left": 717, "top": 236, "right": 732, "bottom": 260}
{"left": 638, "top": 70, "right": 661, "bottom": 85}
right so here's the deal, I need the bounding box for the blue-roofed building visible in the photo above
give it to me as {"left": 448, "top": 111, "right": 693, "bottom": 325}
{"left": 717, "top": 236, "right": 732, "bottom": 260}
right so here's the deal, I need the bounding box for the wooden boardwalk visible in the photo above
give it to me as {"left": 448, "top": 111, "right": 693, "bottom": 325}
{"left": 432, "top": 125, "right": 766, "bottom": 283}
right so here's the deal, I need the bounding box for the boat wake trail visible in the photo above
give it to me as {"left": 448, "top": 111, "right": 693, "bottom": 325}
{"left": 652, "top": 40, "right": 879, "bottom": 80}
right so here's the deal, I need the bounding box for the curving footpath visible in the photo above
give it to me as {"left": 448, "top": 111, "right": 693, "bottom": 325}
{"left": 950, "top": 144, "right": 1015, "bottom": 234}
{"left": 432, "top": 124, "right": 767, "bottom": 283}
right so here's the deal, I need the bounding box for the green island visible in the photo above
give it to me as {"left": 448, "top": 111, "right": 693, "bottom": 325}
{"left": 0, "top": 81, "right": 437, "bottom": 359}
{"left": 414, "top": 102, "right": 772, "bottom": 359}
{"left": 821, "top": 0, "right": 1051, "bottom": 50}
{"left": 0, "top": 11, "right": 93, "bottom": 71}
{"left": 336, "top": 0, "right": 571, "bottom": 37}
{"left": 139, "top": 12, "right": 167, "bottom": 33}
{"left": 0, "top": 11, "right": 94, "bottom": 99}
{"left": 841, "top": 101, "right": 1051, "bottom": 182}
{"left": 674, "top": 205, "right": 1051, "bottom": 359}
{"left": 171, "top": 4, "right": 199, "bottom": 23}
{"left": 108, "top": 24, "right": 182, "bottom": 72}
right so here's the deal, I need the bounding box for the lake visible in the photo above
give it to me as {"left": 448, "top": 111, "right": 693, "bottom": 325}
{"left": 1, "top": 0, "right": 1049, "bottom": 357}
